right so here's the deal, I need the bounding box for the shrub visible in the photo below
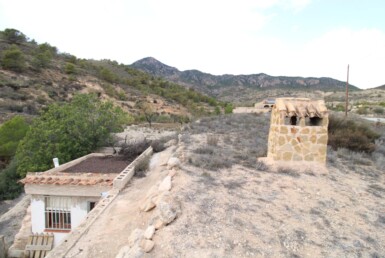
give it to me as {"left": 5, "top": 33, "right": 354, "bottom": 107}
{"left": 64, "top": 62, "right": 76, "bottom": 74}
{"left": 328, "top": 114, "right": 380, "bottom": 153}
{"left": 0, "top": 159, "right": 23, "bottom": 200}
{"left": 1, "top": 45, "right": 25, "bottom": 72}
{"left": 207, "top": 134, "right": 219, "bottom": 146}
{"left": 1, "top": 28, "right": 27, "bottom": 44}
{"left": 373, "top": 107, "right": 384, "bottom": 114}
{"left": 0, "top": 116, "right": 29, "bottom": 160}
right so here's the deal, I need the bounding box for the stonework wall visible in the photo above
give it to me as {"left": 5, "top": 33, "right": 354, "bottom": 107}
{"left": 267, "top": 110, "right": 328, "bottom": 163}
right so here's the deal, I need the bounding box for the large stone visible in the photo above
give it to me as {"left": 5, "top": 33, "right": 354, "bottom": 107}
{"left": 158, "top": 176, "right": 172, "bottom": 192}
{"left": 158, "top": 202, "right": 177, "bottom": 225}
{"left": 144, "top": 225, "right": 155, "bottom": 240}
{"left": 125, "top": 245, "right": 144, "bottom": 258}
{"left": 317, "top": 135, "right": 328, "bottom": 145}
{"left": 140, "top": 199, "right": 156, "bottom": 212}
{"left": 279, "top": 126, "right": 288, "bottom": 134}
{"left": 128, "top": 228, "right": 144, "bottom": 247}
{"left": 167, "top": 157, "right": 180, "bottom": 169}
{"left": 140, "top": 239, "right": 155, "bottom": 253}
{"left": 154, "top": 218, "right": 165, "bottom": 229}
{"left": 310, "top": 135, "right": 317, "bottom": 144}
{"left": 282, "top": 152, "right": 293, "bottom": 161}
{"left": 278, "top": 136, "right": 286, "bottom": 146}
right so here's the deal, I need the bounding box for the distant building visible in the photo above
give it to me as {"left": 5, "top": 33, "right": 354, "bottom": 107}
{"left": 255, "top": 98, "right": 275, "bottom": 109}
{"left": 267, "top": 98, "right": 329, "bottom": 163}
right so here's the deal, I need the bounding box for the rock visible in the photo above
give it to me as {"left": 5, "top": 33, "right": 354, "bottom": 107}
{"left": 144, "top": 225, "right": 155, "bottom": 240}
{"left": 140, "top": 199, "right": 156, "bottom": 212}
{"left": 168, "top": 170, "right": 177, "bottom": 177}
{"left": 115, "top": 245, "right": 130, "bottom": 258}
{"left": 128, "top": 228, "right": 144, "bottom": 247}
{"left": 158, "top": 202, "right": 177, "bottom": 225}
{"left": 140, "top": 239, "right": 155, "bottom": 253}
{"left": 154, "top": 218, "right": 164, "bottom": 229}
{"left": 152, "top": 191, "right": 170, "bottom": 205}
{"left": 158, "top": 176, "right": 172, "bottom": 191}
{"left": 126, "top": 245, "right": 144, "bottom": 258}
{"left": 167, "top": 157, "right": 180, "bottom": 170}
{"left": 145, "top": 185, "right": 159, "bottom": 198}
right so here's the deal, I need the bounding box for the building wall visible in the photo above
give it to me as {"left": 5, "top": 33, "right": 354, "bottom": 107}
{"left": 31, "top": 197, "right": 45, "bottom": 233}
{"left": 30, "top": 195, "right": 98, "bottom": 247}
{"left": 267, "top": 110, "right": 328, "bottom": 163}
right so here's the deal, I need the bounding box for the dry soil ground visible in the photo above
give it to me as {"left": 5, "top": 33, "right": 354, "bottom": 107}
{"left": 2, "top": 115, "right": 385, "bottom": 257}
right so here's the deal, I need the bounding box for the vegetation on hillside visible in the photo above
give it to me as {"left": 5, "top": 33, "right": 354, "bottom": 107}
{"left": 0, "top": 28, "right": 224, "bottom": 120}
{"left": 15, "top": 94, "right": 128, "bottom": 176}
{"left": 0, "top": 94, "right": 128, "bottom": 200}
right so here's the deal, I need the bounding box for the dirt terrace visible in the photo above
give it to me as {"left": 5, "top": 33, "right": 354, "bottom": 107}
{"left": 62, "top": 156, "right": 132, "bottom": 174}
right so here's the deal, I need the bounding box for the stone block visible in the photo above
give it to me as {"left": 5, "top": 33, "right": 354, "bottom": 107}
{"left": 282, "top": 152, "right": 293, "bottom": 161}
{"left": 280, "top": 126, "right": 288, "bottom": 134}
{"left": 310, "top": 135, "right": 317, "bottom": 144}
{"left": 301, "top": 128, "right": 310, "bottom": 134}
{"left": 317, "top": 135, "right": 328, "bottom": 145}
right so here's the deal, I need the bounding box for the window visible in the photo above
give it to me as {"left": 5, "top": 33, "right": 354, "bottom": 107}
{"left": 44, "top": 196, "right": 71, "bottom": 230}
{"left": 305, "top": 117, "right": 322, "bottom": 126}
{"left": 88, "top": 201, "right": 96, "bottom": 212}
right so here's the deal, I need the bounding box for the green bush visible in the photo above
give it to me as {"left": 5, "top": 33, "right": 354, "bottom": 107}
{"left": 15, "top": 94, "right": 129, "bottom": 176}
{"left": 1, "top": 28, "right": 27, "bottom": 44}
{"left": 0, "top": 159, "right": 23, "bottom": 200}
{"left": 373, "top": 107, "right": 384, "bottom": 114}
{"left": 328, "top": 114, "right": 380, "bottom": 153}
{"left": 0, "top": 116, "right": 29, "bottom": 160}
{"left": 357, "top": 106, "right": 369, "bottom": 115}
{"left": 1, "top": 45, "right": 26, "bottom": 72}
{"left": 64, "top": 62, "right": 76, "bottom": 74}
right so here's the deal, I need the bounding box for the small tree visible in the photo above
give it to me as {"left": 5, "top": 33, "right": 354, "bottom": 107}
{"left": 138, "top": 102, "right": 158, "bottom": 128}
{"left": 0, "top": 116, "right": 29, "bottom": 161}
{"left": 64, "top": 62, "right": 76, "bottom": 74}
{"left": 1, "top": 45, "right": 25, "bottom": 72}
{"left": 224, "top": 103, "right": 234, "bottom": 114}
{"left": 15, "top": 94, "right": 128, "bottom": 176}
{"left": 2, "top": 28, "right": 27, "bottom": 44}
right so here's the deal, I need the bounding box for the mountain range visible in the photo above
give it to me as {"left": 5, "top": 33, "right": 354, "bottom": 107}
{"left": 131, "top": 57, "right": 359, "bottom": 101}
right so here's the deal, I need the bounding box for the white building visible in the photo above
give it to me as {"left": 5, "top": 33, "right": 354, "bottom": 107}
{"left": 20, "top": 153, "right": 128, "bottom": 247}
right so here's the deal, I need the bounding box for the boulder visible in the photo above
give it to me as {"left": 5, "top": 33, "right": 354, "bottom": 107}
{"left": 158, "top": 202, "right": 177, "bottom": 225}
{"left": 128, "top": 228, "right": 144, "bottom": 248}
{"left": 140, "top": 199, "right": 156, "bottom": 212}
{"left": 168, "top": 170, "right": 177, "bottom": 177}
{"left": 144, "top": 225, "right": 155, "bottom": 240}
{"left": 167, "top": 157, "right": 180, "bottom": 170}
{"left": 158, "top": 176, "right": 172, "bottom": 192}
{"left": 140, "top": 239, "right": 155, "bottom": 253}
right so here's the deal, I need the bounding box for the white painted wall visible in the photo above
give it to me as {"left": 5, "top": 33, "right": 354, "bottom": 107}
{"left": 31, "top": 197, "right": 45, "bottom": 233}
{"left": 30, "top": 195, "right": 99, "bottom": 247}
{"left": 71, "top": 200, "right": 88, "bottom": 229}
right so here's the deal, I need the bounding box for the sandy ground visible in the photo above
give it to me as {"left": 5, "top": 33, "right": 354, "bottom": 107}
{"left": 3, "top": 116, "right": 384, "bottom": 257}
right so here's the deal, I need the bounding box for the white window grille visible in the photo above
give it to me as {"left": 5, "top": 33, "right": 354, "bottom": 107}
{"left": 44, "top": 196, "right": 71, "bottom": 230}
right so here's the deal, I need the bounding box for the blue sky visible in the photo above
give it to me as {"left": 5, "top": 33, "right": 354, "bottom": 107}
{"left": 1, "top": 0, "right": 384, "bottom": 89}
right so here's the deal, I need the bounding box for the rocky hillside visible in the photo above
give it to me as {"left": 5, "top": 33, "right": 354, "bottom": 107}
{"left": 131, "top": 57, "right": 359, "bottom": 101}
{"left": 0, "top": 29, "right": 219, "bottom": 123}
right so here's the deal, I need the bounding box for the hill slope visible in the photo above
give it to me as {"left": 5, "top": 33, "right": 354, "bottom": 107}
{"left": 0, "top": 29, "right": 219, "bottom": 123}
{"left": 131, "top": 57, "right": 359, "bottom": 102}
